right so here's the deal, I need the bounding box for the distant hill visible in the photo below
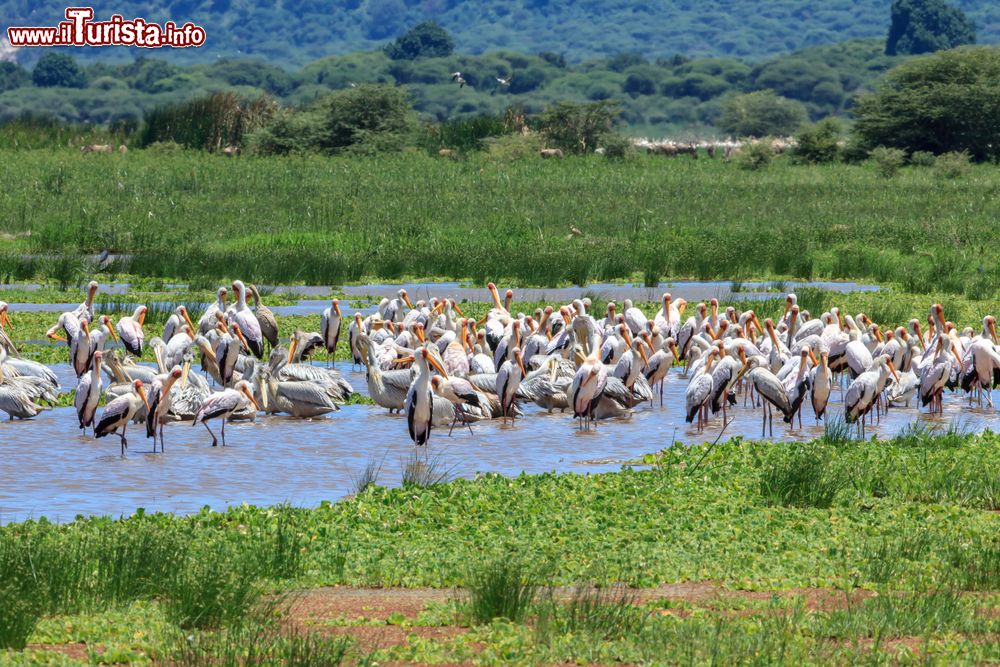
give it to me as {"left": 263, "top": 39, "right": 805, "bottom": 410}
{"left": 0, "top": 38, "right": 904, "bottom": 136}
{"left": 3, "top": 0, "right": 998, "bottom": 66}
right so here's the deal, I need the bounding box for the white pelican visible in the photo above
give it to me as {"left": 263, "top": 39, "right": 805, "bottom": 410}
{"left": 74, "top": 350, "right": 104, "bottom": 433}
{"left": 0, "top": 348, "right": 51, "bottom": 419}
{"left": 95, "top": 379, "right": 149, "bottom": 455}
{"left": 497, "top": 348, "right": 527, "bottom": 424}
{"left": 405, "top": 347, "right": 449, "bottom": 445}
{"left": 117, "top": 305, "right": 147, "bottom": 357}
{"left": 146, "top": 366, "right": 184, "bottom": 452}
{"left": 193, "top": 379, "right": 259, "bottom": 446}
{"left": 321, "top": 299, "right": 343, "bottom": 366}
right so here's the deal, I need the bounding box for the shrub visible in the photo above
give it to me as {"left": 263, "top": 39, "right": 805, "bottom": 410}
{"left": 909, "top": 150, "right": 936, "bottom": 167}
{"left": 735, "top": 141, "right": 773, "bottom": 170}
{"left": 485, "top": 131, "right": 545, "bottom": 161}
{"left": 717, "top": 90, "right": 806, "bottom": 138}
{"left": 535, "top": 100, "right": 621, "bottom": 155}
{"left": 870, "top": 146, "right": 906, "bottom": 178}
{"left": 465, "top": 556, "right": 538, "bottom": 625}
{"left": 384, "top": 21, "right": 455, "bottom": 60}
{"left": 141, "top": 92, "right": 276, "bottom": 151}
{"left": 935, "top": 150, "right": 971, "bottom": 178}
{"left": 32, "top": 52, "right": 86, "bottom": 88}
{"left": 792, "top": 118, "right": 842, "bottom": 164}
{"left": 600, "top": 133, "right": 636, "bottom": 159}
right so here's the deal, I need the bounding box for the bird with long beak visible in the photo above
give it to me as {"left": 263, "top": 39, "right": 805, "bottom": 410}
{"left": 72, "top": 319, "right": 93, "bottom": 377}
{"left": 95, "top": 379, "right": 150, "bottom": 455}
{"left": 570, "top": 346, "right": 607, "bottom": 430}
{"left": 193, "top": 379, "right": 260, "bottom": 447}
{"left": 405, "top": 347, "right": 450, "bottom": 445}
{"left": 146, "top": 366, "right": 184, "bottom": 452}
{"left": 75, "top": 350, "right": 104, "bottom": 434}
{"left": 321, "top": 298, "right": 343, "bottom": 367}
{"left": 117, "top": 305, "right": 147, "bottom": 357}
{"left": 497, "top": 347, "right": 527, "bottom": 425}
{"left": 0, "top": 302, "right": 11, "bottom": 332}
{"left": 349, "top": 313, "right": 366, "bottom": 368}
{"left": 218, "top": 323, "right": 249, "bottom": 387}
{"left": 72, "top": 281, "right": 100, "bottom": 323}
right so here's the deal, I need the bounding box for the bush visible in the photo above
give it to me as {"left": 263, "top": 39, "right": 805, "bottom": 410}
{"left": 886, "top": 0, "right": 976, "bottom": 56}
{"left": 735, "top": 141, "right": 774, "bottom": 170}
{"left": 758, "top": 444, "right": 847, "bottom": 509}
{"left": 141, "top": 92, "right": 276, "bottom": 151}
{"left": 718, "top": 90, "right": 806, "bottom": 138}
{"left": 935, "top": 150, "right": 971, "bottom": 178}
{"left": 600, "top": 133, "right": 636, "bottom": 159}
{"left": 870, "top": 146, "right": 906, "bottom": 178}
{"left": 909, "top": 150, "right": 936, "bottom": 166}
{"left": 792, "top": 118, "right": 842, "bottom": 164}
{"left": 251, "top": 85, "right": 416, "bottom": 156}
{"left": 465, "top": 556, "right": 538, "bottom": 625}
{"left": 535, "top": 100, "right": 621, "bottom": 155}
{"left": 485, "top": 131, "right": 544, "bottom": 161}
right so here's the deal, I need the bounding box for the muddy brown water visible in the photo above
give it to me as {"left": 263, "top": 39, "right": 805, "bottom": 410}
{"left": 0, "top": 359, "right": 992, "bottom": 524}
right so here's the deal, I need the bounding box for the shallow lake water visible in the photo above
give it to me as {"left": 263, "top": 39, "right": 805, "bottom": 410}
{"left": 1, "top": 358, "right": 994, "bottom": 524}
{"left": 3, "top": 278, "right": 975, "bottom": 525}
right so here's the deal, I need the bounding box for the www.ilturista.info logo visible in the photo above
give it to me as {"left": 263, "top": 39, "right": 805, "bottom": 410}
{"left": 7, "top": 7, "right": 206, "bottom": 48}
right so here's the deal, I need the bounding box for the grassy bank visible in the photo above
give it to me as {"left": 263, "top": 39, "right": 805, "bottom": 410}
{"left": 3, "top": 432, "right": 1000, "bottom": 663}
{"left": 0, "top": 151, "right": 998, "bottom": 296}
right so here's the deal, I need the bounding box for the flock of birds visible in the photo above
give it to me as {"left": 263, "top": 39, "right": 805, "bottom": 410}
{"left": 2, "top": 281, "right": 1000, "bottom": 454}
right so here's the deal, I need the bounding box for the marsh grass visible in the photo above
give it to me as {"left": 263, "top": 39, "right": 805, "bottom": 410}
{"left": 861, "top": 531, "right": 932, "bottom": 584}
{"left": 946, "top": 536, "right": 1000, "bottom": 591}
{"left": 758, "top": 444, "right": 847, "bottom": 508}
{"left": 464, "top": 556, "right": 539, "bottom": 625}
{"left": 557, "top": 584, "right": 647, "bottom": 640}
{"left": 820, "top": 414, "right": 854, "bottom": 445}
{"left": 401, "top": 448, "right": 458, "bottom": 489}
{"left": 823, "top": 588, "right": 974, "bottom": 640}
{"left": 352, "top": 453, "right": 387, "bottom": 494}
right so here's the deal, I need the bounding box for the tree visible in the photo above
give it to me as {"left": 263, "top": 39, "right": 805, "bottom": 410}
{"left": 885, "top": 0, "right": 975, "bottom": 56}
{"left": 32, "top": 52, "right": 86, "bottom": 88}
{"left": 0, "top": 62, "right": 29, "bottom": 92}
{"left": 717, "top": 90, "right": 807, "bottom": 137}
{"left": 384, "top": 21, "right": 454, "bottom": 60}
{"left": 251, "top": 84, "right": 416, "bottom": 155}
{"left": 852, "top": 46, "right": 1000, "bottom": 161}
{"left": 535, "top": 100, "right": 621, "bottom": 154}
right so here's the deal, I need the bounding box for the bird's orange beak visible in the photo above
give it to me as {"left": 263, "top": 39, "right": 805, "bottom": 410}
{"left": 415, "top": 325, "right": 426, "bottom": 343}
{"left": 234, "top": 326, "right": 250, "bottom": 352}
{"left": 287, "top": 337, "right": 298, "bottom": 365}
{"left": 402, "top": 291, "right": 413, "bottom": 309}
{"left": 428, "top": 353, "right": 449, "bottom": 378}
{"left": 516, "top": 352, "right": 527, "bottom": 378}
{"left": 887, "top": 359, "right": 900, "bottom": 383}
{"left": 0, "top": 309, "right": 11, "bottom": 330}
{"left": 137, "top": 384, "right": 150, "bottom": 413}
{"left": 182, "top": 308, "right": 196, "bottom": 333}
{"left": 451, "top": 300, "right": 464, "bottom": 317}
{"left": 138, "top": 309, "right": 147, "bottom": 327}
{"left": 808, "top": 349, "right": 818, "bottom": 366}
{"left": 82, "top": 319, "right": 92, "bottom": 341}
{"left": 991, "top": 319, "right": 998, "bottom": 345}
{"left": 393, "top": 356, "right": 415, "bottom": 366}
{"left": 333, "top": 300, "right": 342, "bottom": 317}
{"left": 242, "top": 384, "right": 261, "bottom": 411}
{"left": 637, "top": 344, "right": 649, "bottom": 367}
{"left": 670, "top": 340, "right": 680, "bottom": 359}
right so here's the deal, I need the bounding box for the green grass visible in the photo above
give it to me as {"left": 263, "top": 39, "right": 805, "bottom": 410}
{"left": 3, "top": 151, "right": 1000, "bottom": 293}
{"left": 464, "top": 556, "right": 539, "bottom": 626}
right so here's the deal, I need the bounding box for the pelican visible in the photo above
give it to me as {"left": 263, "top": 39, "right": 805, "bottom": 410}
{"left": 193, "top": 380, "right": 259, "bottom": 446}
{"left": 255, "top": 365, "right": 341, "bottom": 418}
{"left": 95, "top": 379, "right": 150, "bottom": 455}
{"left": 364, "top": 341, "right": 412, "bottom": 412}
{"left": 74, "top": 350, "right": 104, "bottom": 433}
{"left": 199, "top": 287, "right": 228, "bottom": 335}
{"left": 0, "top": 351, "right": 50, "bottom": 419}
{"left": 230, "top": 280, "right": 265, "bottom": 358}
{"left": 117, "top": 305, "right": 147, "bottom": 357}
{"left": 248, "top": 284, "right": 278, "bottom": 350}
{"left": 146, "top": 366, "right": 184, "bottom": 451}
{"left": 497, "top": 348, "right": 527, "bottom": 424}
{"left": 405, "top": 347, "right": 449, "bottom": 445}
{"left": 321, "top": 299, "right": 343, "bottom": 366}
